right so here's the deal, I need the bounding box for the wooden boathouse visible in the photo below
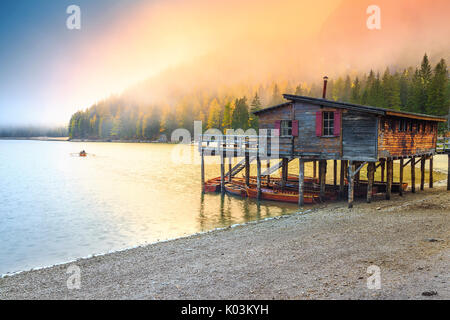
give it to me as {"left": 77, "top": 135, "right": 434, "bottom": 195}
{"left": 199, "top": 77, "right": 449, "bottom": 208}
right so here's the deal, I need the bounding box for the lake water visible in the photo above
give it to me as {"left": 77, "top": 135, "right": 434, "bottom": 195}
{"left": 0, "top": 140, "right": 298, "bottom": 275}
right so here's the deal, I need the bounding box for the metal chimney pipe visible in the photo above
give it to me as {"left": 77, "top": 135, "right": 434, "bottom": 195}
{"left": 322, "top": 76, "right": 329, "bottom": 99}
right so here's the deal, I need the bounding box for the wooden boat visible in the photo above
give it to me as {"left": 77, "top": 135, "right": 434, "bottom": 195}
{"left": 224, "top": 183, "right": 247, "bottom": 197}
{"left": 246, "top": 186, "right": 319, "bottom": 204}
{"left": 203, "top": 177, "right": 221, "bottom": 193}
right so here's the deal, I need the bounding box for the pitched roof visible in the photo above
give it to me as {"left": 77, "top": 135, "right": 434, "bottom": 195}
{"left": 253, "top": 94, "right": 447, "bottom": 122}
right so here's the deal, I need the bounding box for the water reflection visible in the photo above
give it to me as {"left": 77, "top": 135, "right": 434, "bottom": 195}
{"left": 0, "top": 141, "right": 299, "bottom": 274}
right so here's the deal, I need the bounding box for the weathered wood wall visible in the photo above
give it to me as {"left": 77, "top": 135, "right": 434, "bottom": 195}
{"left": 378, "top": 117, "right": 438, "bottom": 158}
{"left": 342, "top": 111, "right": 378, "bottom": 161}
{"left": 258, "top": 102, "right": 341, "bottom": 158}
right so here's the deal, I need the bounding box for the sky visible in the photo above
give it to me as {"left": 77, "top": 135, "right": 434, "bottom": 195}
{"left": 0, "top": 0, "right": 448, "bottom": 127}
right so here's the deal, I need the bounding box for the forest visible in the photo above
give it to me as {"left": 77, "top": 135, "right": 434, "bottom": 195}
{"left": 68, "top": 54, "right": 449, "bottom": 140}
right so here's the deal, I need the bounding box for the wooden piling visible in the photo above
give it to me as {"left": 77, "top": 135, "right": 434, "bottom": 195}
{"left": 281, "top": 158, "right": 288, "bottom": 188}
{"left": 447, "top": 154, "right": 450, "bottom": 191}
{"left": 339, "top": 160, "right": 345, "bottom": 199}
{"left": 228, "top": 157, "right": 232, "bottom": 182}
{"left": 245, "top": 154, "right": 250, "bottom": 187}
{"left": 267, "top": 159, "right": 270, "bottom": 184}
{"left": 319, "top": 160, "right": 327, "bottom": 202}
{"left": 411, "top": 156, "right": 416, "bottom": 193}
{"left": 333, "top": 160, "right": 337, "bottom": 187}
{"left": 381, "top": 160, "right": 385, "bottom": 182}
{"left": 201, "top": 149, "right": 205, "bottom": 192}
{"left": 399, "top": 158, "right": 404, "bottom": 196}
{"left": 367, "top": 162, "right": 375, "bottom": 203}
{"left": 429, "top": 156, "right": 433, "bottom": 188}
{"left": 386, "top": 159, "right": 392, "bottom": 200}
{"left": 220, "top": 151, "right": 225, "bottom": 194}
{"left": 256, "top": 156, "right": 261, "bottom": 200}
{"left": 298, "top": 158, "right": 305, "bottom": 207}
{"left": 313, "top": 160, "right": 317, "bottom": 179}
{"left": 348, "top": 161, "right": 354, "bottom": 208}
{"left": 420, "top": 156, "right": 425, "bottom": 191}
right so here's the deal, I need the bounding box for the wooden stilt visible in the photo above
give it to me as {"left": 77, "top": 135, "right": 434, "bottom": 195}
{"left": 420, "top": 156, "right": 425, "bottom": 191}
{"left": 386, "top": 159, "right": 392, "bottom": 200}
{"left": 298, "top": 158, "right": 304, "bottom": 207}
{"left": 339, "top": 160, "right": 345, "bottom": 199}
{"left": 348, "top": 161, "right": 354, "bottom": 208}
{"left": 333, "top": 160, "right": 337, "bottom": 187}
{"left": 267, "top": 159, "right": 270, "bottom": 184}
{"left": 355, "top": 161, "right": 360, "bottom": 185}
{"left": 313, "top": 160, "right": 317, "bottom": 179}
{"left": 256, "top": 156, "right": 261, "bottom": 200}
{"left": 281, "top": 158, "right": 288, "bottom": 188}
{"left": 399, "top": 158, "right": 404, "bottom": 196}
{"left": 245, "top": 153, "right": 250, "bottom": 187}
{"left": 319, "top": 160, "right": 327, "bottom": 202}
{"left": 220, "top": 151, "right": 225, "bottom": 194}
{"left": 381, "top": 160, "right": 385, "bottom": 182}
{"left": 447, "top": 154, "right": 450, "bottom": 191}
{"left": 429, "top": 156, "right": 433, "bottom": 188}
{"left": 201, "top": 149, "right": 205, "bottom": 192}
{"left": 411, "top": 156, "right": 416, "bottom": 193}
{"left": 228, "top": 157, "right": 232, "bottom": 182}
{"left": 367, "top": 162, "right": 375, "bottom": 203}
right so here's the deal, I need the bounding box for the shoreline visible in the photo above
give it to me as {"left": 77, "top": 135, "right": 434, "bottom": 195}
{"left": 1, "top": 187, "right": 448, "bottom": 300}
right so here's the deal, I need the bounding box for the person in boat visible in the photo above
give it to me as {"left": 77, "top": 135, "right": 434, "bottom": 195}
{"left": 79, "top": 150, "right": 87, "bottom": 156}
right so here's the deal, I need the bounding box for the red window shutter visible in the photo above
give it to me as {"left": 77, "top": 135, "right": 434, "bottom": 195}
{"left": 292, "top": 120, "right": 299, "bottom": 137}
{"left": 333, "top": 111, "right": 341, "bottom": 136}
{"left": 315, "top": 112, "right": 322, "bottom": 137}
{"left": 274, "top": 120, "right": 281, "bottom": 136}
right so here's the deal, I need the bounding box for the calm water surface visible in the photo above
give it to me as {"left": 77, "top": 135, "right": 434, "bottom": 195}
{"left": 0, "top": 140, "right": 298, "bottom": 275}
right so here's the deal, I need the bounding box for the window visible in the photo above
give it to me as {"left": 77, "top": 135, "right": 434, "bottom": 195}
{"left": 323, "top": 112, "right": 334, "bottom": 136}
{"left": 280, "top": 120, "right": 292, "bottom": 136}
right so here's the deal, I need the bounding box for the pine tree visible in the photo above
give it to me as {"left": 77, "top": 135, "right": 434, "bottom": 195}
{"left": 249, "top": 93, "right": 262, "bottom": 130}
{"left": 221, "top": 101, "right": 232, "bottom": 130}
{"left": 381, "top": 68, "right": 401, "bottom": 110}
{"left": 207, "top": 98, "right": 222, "bottom": 130}
{"left": 350, "top": 77, "right": 361, "bottom": 103}
{"left": 270, "top": 83, "right": 283, "bottom": 105}
{"left": 231, "top": 97, "right": 250, "bottom": 130}
{"left": 427, "top": 58, "right": 449, "bottom": 116}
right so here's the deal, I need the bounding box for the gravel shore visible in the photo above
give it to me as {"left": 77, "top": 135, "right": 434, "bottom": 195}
{"left": 1, "top": 184, "right": 448, "bottom": 300}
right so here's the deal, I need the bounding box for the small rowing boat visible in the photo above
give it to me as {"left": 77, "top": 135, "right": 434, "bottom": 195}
{"left": 224, "top": 183, "right": 247, "bottom": 197}
{"left": 246, "top": 186, "right": 320, "bottom": 204}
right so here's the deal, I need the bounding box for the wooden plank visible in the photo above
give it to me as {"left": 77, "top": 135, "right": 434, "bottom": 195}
{"left": 411, "top": 156, "right": 416, "bottom": 193}
{"left": 348, "top": 161, "right": 354, "bottom": 208}
{"left": 399, "top": 158, "right": 404, "bottom": 196}
{"left": 367, "top": 162, "right": 375, "bottom": 203}
{"left": 298, "top": 159, "right": 305, "bottom": 207}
